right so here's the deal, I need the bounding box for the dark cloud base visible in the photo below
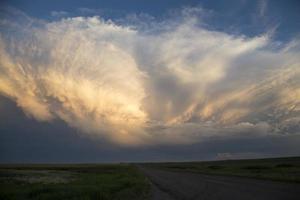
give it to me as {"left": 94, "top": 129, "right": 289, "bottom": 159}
{"left": 1, "top": 95, "right": 299, "bottom": 163}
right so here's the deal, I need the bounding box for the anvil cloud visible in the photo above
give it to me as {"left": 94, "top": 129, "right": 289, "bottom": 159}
{"left": 0, "top": 8, "right": 299, "bottom": 145}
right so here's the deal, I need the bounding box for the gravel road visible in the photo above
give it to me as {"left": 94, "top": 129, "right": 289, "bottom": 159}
{"left": 138, "top": 166, "right": 300, "bottom": 200}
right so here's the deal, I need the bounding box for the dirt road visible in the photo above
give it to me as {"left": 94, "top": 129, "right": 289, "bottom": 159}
{"left": 138, "top": 166, "right": 300, "bottom": 200}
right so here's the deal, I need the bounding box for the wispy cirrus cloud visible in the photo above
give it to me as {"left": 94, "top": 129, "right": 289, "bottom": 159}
{"left": 0, "top": 7, "right": 299, "bottom": 146}
{"left": 51, "top": 11, "right": 69, "bottom": 18}
{"left": 258, "top": 0, "right": 268, "bottom": 18}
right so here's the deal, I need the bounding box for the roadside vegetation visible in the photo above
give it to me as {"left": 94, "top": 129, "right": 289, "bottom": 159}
{"left": 0, "top": 164, "right": 150, "bottom": 200}
{"left": 144, "top": 157, "right": 300, "bottom": 183}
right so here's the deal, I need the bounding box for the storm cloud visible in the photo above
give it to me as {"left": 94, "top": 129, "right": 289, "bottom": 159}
{"left": 0, "top": 7, "right": 299, "bottom": 146}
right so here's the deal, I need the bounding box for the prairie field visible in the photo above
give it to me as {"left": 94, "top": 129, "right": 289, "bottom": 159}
{"left": 1, "top": 157, "right": 300, "bottom": 200}
{"left": 0, "top": 164, "right": 150, "bottom": 200}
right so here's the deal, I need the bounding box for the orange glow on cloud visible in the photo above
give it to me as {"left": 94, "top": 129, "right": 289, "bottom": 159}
{"left": 0, "top": 9, "right": 299, "bottom": 145}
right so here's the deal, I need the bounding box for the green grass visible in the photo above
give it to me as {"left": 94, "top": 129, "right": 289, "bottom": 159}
{"left": 0, "top": 164, "right": 150, "bottom": 200}
{"left": 143, "top": 156, "right": 300, "bottom": 183}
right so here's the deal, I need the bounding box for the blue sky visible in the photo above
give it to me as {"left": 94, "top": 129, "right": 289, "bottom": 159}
{"left": 2, "top": 0, "right": 300, "bottom": 40}
{"left": 0, "top": 0, "right": 300, "bottom": 162}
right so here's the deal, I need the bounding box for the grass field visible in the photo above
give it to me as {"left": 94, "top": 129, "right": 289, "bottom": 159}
{"left": 1, "top": 157, "right": 299, "bottom": 200}
{"left": 143, "top": 156, "right": 300, "bottom": 183}
{"left": 0, "top": 164, "right": 150, "bottom": 200}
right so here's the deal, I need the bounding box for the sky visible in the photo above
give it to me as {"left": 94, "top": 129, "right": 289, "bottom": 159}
{"left": 0, "top": 0, "right": 300, "bottom": 163}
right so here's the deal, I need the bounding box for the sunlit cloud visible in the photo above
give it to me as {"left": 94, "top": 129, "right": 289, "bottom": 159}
{"left": 0, "top": 7, "right": 299, "bottom": 145}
